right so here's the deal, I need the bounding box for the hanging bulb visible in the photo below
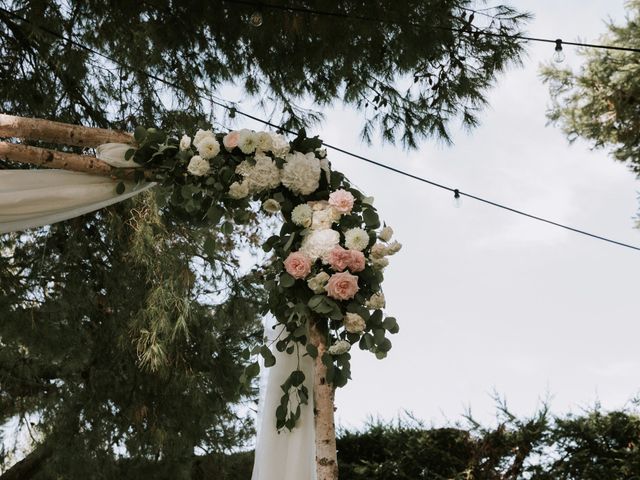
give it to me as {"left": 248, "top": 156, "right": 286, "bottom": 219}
{"left": 249, "top": 11, "right": 263, "bottom": 27}
{"left": 553, "top": 39, "right": 565, "bottom": 63}
{"left": 453, "top": 189, "right": 462, "bottom": 208}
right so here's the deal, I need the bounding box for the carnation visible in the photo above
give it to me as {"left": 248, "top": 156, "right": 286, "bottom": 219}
{"left": 228, "top": 181, "right": 249, "bottom": 199}
{"left": 291, "top": 204, "right": 313, "bottom": 228}
{"left": 371, "top": 256, "right": 389, "bottom": 270}
{"left": 307, "top": 271, "right": 330, "bottom": 294}
{"left": 270, "top": 132, "right": 290, "bottom": 158}
{"left": 179, "top": 134, "right": 191, "bottom": 151}
{"left": 283, "top": 251, "right": 312, "bottom": 280}
{"left": 237, "top": 129, "right": 258, "bottom": 154}
{"left": 328, "top": 189, "right": 355, "bottom": 214}
{"left": 365, "top": 292, "right": 386, "bottom": 310}
{"left": 344, "top": 228, "right": 370, "bottom": 251}
{"left": 281, "top": 151, "right": 321, "bottom": 195}
{"left": 379, "top": 226, "right": 394, "bottom": 242}
{"left": 255, "top": 131, "right": 273, "bottom": 152}
{"left": 187, "top": 155, "right": 210, "bottom": 176}
{"left": 370, "top": 243, "right": 387, "bottom": 259}
{"left": 311, "top": 205, "right": 340, "bottom": 230}
{"left": 223, "top": 131, "right": 240, "bottom": 151}
{"left": 300, "top": 229, "right": 340, "bottom": 262}
{"left": 193, "top": 129, "right": 215, "bottom": 149}
{"left": 328, "top": 339, "right": 351, "bottom": 355}
{"left": 344, "top": 313, "right": 366, "bottom": 334}
{"left": 325, "top": 271, "right": 359, "bottom": 300}
{"left": 196, "top": 136, "right": 221, "bottom": 159}
{"left": 386, "top": 241, "right": 402, "bottom": 255}
{"left": 262, "top": 199, "right": 281, "bottom": 214}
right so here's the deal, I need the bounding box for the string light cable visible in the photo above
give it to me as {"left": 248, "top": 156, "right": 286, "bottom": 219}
{"left": 1, "top": 6, "right": 639, "bottom": 252}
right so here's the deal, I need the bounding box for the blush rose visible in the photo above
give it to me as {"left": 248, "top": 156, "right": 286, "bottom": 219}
{"left": 325, "top": 271, "right": 359, "bottom": 300}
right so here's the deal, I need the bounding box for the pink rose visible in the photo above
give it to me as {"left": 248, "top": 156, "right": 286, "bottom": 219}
{"left": 223, "top": 131, "right": 240, "bottom": 151}
{"left": 325, "top": 271, "right": 359, "bottom": 301}
{"left": 284, "top": 251, "right": 312, "bottom": 279}
{"left": 347, "top": 250, "right": 365, "bottom": 272}
{"left": 327, "top": 246, "right": 352, "bottom": 272}
{"left": 328, "top": 189, "right": 355, "bottom": 214}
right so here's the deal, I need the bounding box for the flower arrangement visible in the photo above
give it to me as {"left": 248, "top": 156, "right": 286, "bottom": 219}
{"left": 124, "top": 125, "right": 401, "bottom": 430}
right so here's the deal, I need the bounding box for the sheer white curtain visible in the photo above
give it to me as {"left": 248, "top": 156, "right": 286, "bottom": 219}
{"left": 0, "top": 144, "right": 154, "bottom": 234}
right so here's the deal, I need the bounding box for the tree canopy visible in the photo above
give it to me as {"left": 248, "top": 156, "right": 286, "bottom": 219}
{"left": 0, "top": 0, "right": 529, "bottom": 147}
{"left": 541, "top": 0, "right": 640, "bottom": 173}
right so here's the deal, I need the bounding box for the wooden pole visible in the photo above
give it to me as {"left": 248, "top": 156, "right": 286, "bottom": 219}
{"left": 309, "top": 318, "right": 339, "bottom": 480}
{"left": 0, "top": 142, "right": 145, "bottom": 180}
{"left": 0, "top": 114, "right": 132, "bottom": 147}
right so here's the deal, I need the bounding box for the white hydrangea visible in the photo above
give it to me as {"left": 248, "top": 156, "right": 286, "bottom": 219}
{"left": 365, "top": 292, "right": 386, "bottom": 310}
{"left": 344, "top": 313, "right": 366, "bottom": 334}
{"left": 328, "top": 339, "right": 351, "bottom": 355}
{"left": 235, "top": 155, "right": 281, "bottom": 193}
{"left": 344, "top": 227, "right": 370, "bottom": 251}
{"left": 291, "top": 204, "right": 313, "bottom": 228}
{"left": 262, "top": 199, "right": 281, "bottom": 214}
{"left": 237, "top": 129, "right": 258, "bottom": 154}
{"left": 228, "top": 181, "right": 249, "bottom": 199}
{"left": 179, "top": 134, "right": 191, "bottom": 151}
{"left": 193, "top": 129, "right": 215, "bottom": 149}
{"left": 196, "top": 136, "right": 221, "bottom": 159}
{"left": 300, "top": 229, "right": 340, "bottom": 262}
{"left": 379, "top": 226, "right": 393, "bottom": 242}
{"left": 255, "top": 131, "right": 273, "bottom": 152}
{"left": 270, "top": 132, "right": 290, "bottom": 158}
{"left": 307, "top": 271, "right": 330, "bottom": 294}
{"left": 281, "top": 151, "right": 321, "bottom": 195}
{"left": 187, "top": 155, "right": 210, "bottom": 176}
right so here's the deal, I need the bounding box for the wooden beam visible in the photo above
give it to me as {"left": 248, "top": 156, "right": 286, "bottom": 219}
{"left": 0, "top": 114, "right": 133, "bottom": 147}
{"left": 310, "top": 319, "right": 339, "bottom": 480}
{"left": 0, "top": 142, "right": 146, "bottom": 180}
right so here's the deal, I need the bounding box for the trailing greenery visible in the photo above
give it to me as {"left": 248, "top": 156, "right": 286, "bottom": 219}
{"left": 0, "top": 0, "right": 529, "bottom": 147}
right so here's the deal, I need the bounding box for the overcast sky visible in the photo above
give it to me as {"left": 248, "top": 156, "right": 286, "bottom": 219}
{"left": 223, "top": 0, "right": 640, "bottom": 431}
{"left": 244, "top": 0, "right": 640, "bottom": 430}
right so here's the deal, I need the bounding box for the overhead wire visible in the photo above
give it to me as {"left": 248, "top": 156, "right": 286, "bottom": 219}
{"left": 1, "top": 6, "right": 639, "bottom": 252}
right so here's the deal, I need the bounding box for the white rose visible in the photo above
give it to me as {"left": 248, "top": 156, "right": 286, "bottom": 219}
{"left": 370, "top": 243, "right": 387, "bottom": 259}
{"left": 255, "top": 131, "right": 273, "bottom": 152}
{"left": 291, "top": 203, "right": 313, "bottom": 228}
{"left": 379, "top": 226, "right": 393, "bottom": 242}
{"left": 307, "top": 271, "right": 330, "bottom": 294}
{"left": 344, "top": 312, "right": 366, "bottom": 334}
{"left": 371, "top": 256, "right": 389, "bottom": 270}
{"left": 311, "top": 206, "right": 339, "bottom": 231}
{"left": 281, "top": 151, "right": 321, "bottom": 195}
{"left": 193, "top": 129, "right": 215, "bottom": 149}
{"left": 228, "top": 181, "right": 249, "bottom": 199}
{"left": 365, "top": 292, "right": 386, "bottom": 310}
{"left": 300, "top": 229, "right": 340, "bottom": 262}
{"left": 237, "top": 129, "right": 258, "bottom": 154}
{"left": 328, "top": 339, "right": 351, "bottom": 355}
{"left": 187, "top": 155, "right": 210, "bottom": 176}
{"left": 262, "top": 199, "right": 281, "bottom": 214}
{"left": 196, "top": 136, "right": 221, "bottom": 159}
{"left": 344, "top": 228, "right": 370, "bottom": 251}
{"left": 386, "top": 241, "right": 402, "bottom": 255}
{"left": 270, "top": 132, "right": 290, "bottom": 158}
{"left": 179, "top": 134, "right": 191, "bottom": 151}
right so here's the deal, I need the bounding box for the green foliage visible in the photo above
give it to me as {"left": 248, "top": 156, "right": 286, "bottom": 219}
{"left": 0, "top": 194, "right": 265, "bottom": 478}
{"left": 541, "top": 1, "right": 640, "bottom": 171}
{"left": 0, "top": 0, "right": 528, "bottom": 147}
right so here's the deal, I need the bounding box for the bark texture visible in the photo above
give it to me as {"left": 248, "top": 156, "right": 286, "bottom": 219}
{"left": 309, "top": 318, "right": 339, "bottom": 480}
{"left": 0, "top": 114, "right": 132, "bottom": 147}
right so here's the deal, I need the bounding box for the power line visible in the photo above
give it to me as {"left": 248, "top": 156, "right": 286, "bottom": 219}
{"left": 1, "top": 7, "right": 639, "bottom": 252}
{"left": 221, "top": 0, "right": 640, "bottom": 54}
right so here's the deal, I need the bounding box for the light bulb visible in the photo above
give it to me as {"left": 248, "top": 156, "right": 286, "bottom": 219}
{"left": 553, "top": 39, "right": 565, "bottom": 63}
{"left": 453, "top": 189, "right": 462, "bottom": 208}
{"left": 249, "top": 11, "right": 263, "bottom": 27}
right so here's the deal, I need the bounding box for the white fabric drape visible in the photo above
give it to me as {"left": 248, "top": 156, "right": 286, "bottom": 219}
{"left": 251, "top": 318, "right": 317, "bottom": 480}
{"left": 0, "top": 144, "right": 154, "bottom": 234}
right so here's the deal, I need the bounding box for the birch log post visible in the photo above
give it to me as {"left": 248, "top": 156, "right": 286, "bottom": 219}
{"left": 309, "top": 318, "right": 339, "bottom": 480}
{"left": 0, "top": 114, "right": 132, "bottom": 147}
